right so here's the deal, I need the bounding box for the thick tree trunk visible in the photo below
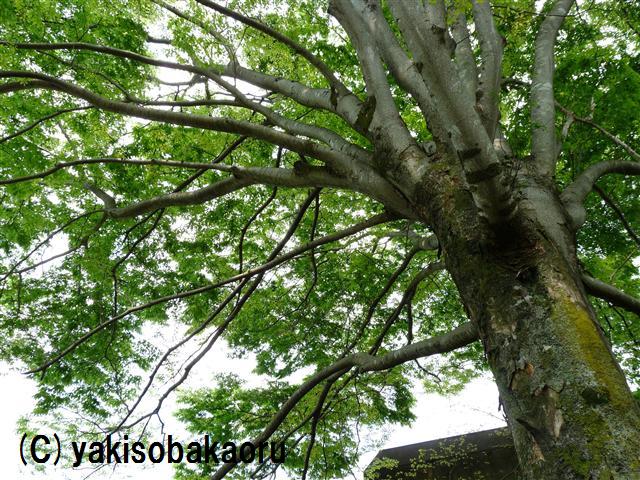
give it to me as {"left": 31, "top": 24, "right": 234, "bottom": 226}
{"left": 412, "top": 155, "right": 640, "bottom": 479}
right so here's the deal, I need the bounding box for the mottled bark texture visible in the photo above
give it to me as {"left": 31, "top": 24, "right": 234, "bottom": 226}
{"left": 326, "top": 1, "right": 640, "bottom": 475}
{"left": 414, "top": 155, "right": 640, "bottom": 479}
{"left": 4, "top": 0, "right": 640, "bottom": 478}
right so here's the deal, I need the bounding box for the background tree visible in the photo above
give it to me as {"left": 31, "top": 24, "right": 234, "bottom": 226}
{"left": 0, "top": 0, "right": 639, "bottom": 478}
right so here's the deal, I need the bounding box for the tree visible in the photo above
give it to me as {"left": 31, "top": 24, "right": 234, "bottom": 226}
{"left": 0, "top": 0, "right": 639, "bottom": 478}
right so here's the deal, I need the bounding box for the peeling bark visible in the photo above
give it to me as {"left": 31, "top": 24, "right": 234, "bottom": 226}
{"left": 3, "top": 2, "right": 639, "bottom": 478}
{"left": 411, "top": 155, "right": 640, "bottom": 479}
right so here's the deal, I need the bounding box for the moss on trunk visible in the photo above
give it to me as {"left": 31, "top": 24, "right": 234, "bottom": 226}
{"left": 415, "top": 161, "right": 640, "bottom": 479}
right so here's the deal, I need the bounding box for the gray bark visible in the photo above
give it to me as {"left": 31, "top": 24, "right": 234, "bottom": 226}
{"left": 531, "top": 0, "right": 575, "bottom": 176}
{"left": 414, "top": 156, "right": 640, "bottom": 479}
{"left": 3, "top": 1, "right": 640, "bottom": 478}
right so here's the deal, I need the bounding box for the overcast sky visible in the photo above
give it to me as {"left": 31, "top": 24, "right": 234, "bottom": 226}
{"left": 1, "top": 352, "right": 505, "bottom": 480}
{"left": 0, "top": 11, "right": 509, "bottom": 480}
{"left": 0, "top": 223, "right": 506, "bottom": 480}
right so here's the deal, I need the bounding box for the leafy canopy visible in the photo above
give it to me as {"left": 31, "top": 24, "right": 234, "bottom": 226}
{"left": 0, "top": 0, "right": 638, "bottom": 479}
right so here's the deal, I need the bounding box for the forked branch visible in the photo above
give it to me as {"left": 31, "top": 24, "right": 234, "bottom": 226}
{"left": 561, "top": 160, "right": 640, "bottom": 229}
{"left": 26, "top": 212, "right": 394, "bottom": 375}
{"left": 210, "top": 321, "right": 478, "bottom": 480}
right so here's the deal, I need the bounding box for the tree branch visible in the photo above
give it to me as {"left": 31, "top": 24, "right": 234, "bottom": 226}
{"left": 383, "top": 0, "right": 517, "bottom": 225}
{"left": 556, "top": 103, "right": 640, "bottom": 162}
{"left": 222, "top": 64, "right": 367, "bottom": 138}
{"left": 0, "top": 106, "right": 92, "bottom": 144}
{"left": 340, "top": 0, "right": 446, "bottom": 163}
{"left": 121, "top": 189, "right": 320, "bottom": 431}
{"left": 342, "top": 260, "right": 445, "bottom": 358}
{"left": 192, "top": 0, "right": 351, "bottom": 97}
{"left": 561, "top": 160, "right": 640, "bottom": 229}
{"left": 118, "top": 279, "right": 248, "bottom": 432}
{"left": 451, "top": 12, "right": 478, "bottom": 106}
{"left": 0, "top": 40, "right": 204, "bottom": 76}
{"left": 210, "top": 321, "right": 478, "bottom": 480}
{"left": 1, "top": 71, "right": 416, "bottom": 216}
{"left": 593, "top": 185, "right": 640, "bottom": 248}
{"left": 146, "top": 35, "right": 172, "bottom": 45}
{"left": 300, "top": 378, "right": 334, "bottom": 480}
{"left": 0, "top": 158, "right": 245, "bottom": 185}
{"left": 341, "top": 248, "right": 419, "bottom": 354}
{"left": 110, "top": 136, "right": 248, "bottom": 287}
{"left": 190, "top": 64, "right": 370, "bottom": 162}
{"left": 0, "top": 210, "right": 102, "bottom": 283}
{"left": 133, "top": 98, "right": 243, "bottom": 108}
{"left": 329, "top": 0, "right": 415, "bottom": 156}
{"left": 26, "top": 212, "right": 394, "bottom": 374}
{"left": 6, "top": 214, "right": 107, "bottom": 279}
{"left": 238, "top": 188, "right": 279, "bottom": 274}
{"left": 0, "top": 70, "right": 350, "bottom": 168}
{"left": 583, "top": 275, "right": 640, "bottom": 316}
{"left": 471, "top": 0, "right": 503, "bottom": 139}
{"left": 531, "top": 0, "right": 575, "bottom": 176}
{"left": 104, "top": 166, "right": 351, "bottom": 219}
{"left": 369, "top": 261, "right": 446, "bottom": 355}
{"left": 381, "top": 229, "right": 440, "bottom": 251}
{"left": 150, "top": 0, "right": 237, "bottom": 62}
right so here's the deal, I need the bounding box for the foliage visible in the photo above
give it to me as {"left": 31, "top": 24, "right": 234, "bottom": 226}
{"left": 0, "top": 0, "right": 638, "bottom": 478}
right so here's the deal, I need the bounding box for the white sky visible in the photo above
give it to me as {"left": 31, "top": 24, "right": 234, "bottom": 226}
{"left": 0, "top": 356, "right": 504, "bottom": 480}
{"left": 4, "top": 1, "right": 640, "bottom": 478}
{"left": 0, "top": 193, "right": 505, "bottom": 480}
{"left": 0, "top": 7, "right": 509, "bottom": 480}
